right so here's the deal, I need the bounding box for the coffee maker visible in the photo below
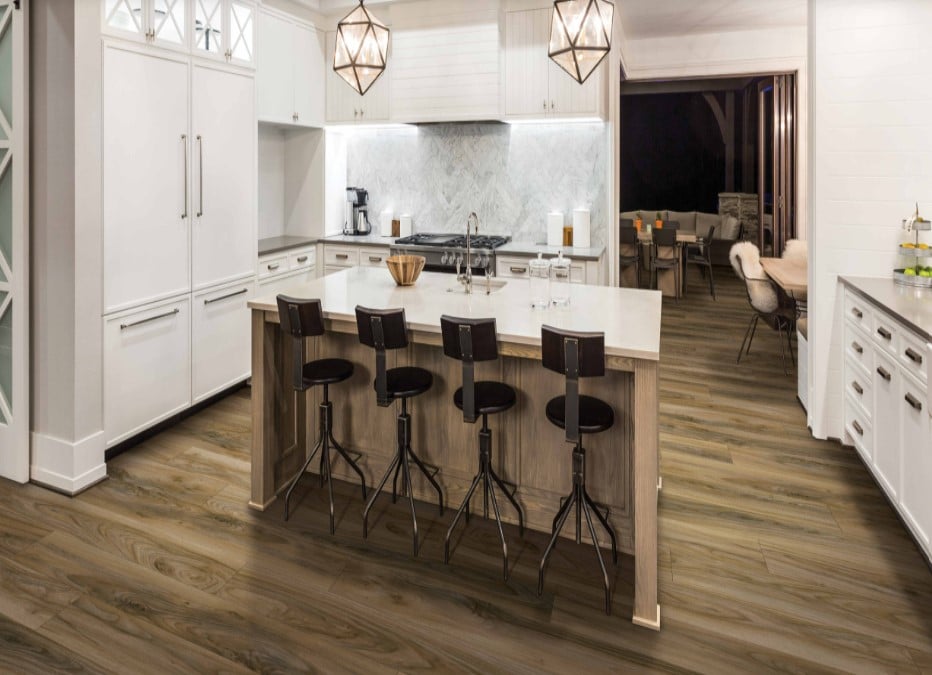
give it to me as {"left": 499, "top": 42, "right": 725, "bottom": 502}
{"left": 343, "top": 187, "right": 372, "bottom": 236}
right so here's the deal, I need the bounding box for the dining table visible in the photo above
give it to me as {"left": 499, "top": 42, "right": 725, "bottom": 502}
{"left": 760, "top": 257, "right": 808, "bottom": 301}
{"left": 626, "top": 229, "right": 698, "bottom": 298}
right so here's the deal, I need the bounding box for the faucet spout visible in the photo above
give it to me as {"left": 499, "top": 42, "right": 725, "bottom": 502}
{"left": 463, "top": 212, "right": 479, "bottom": 294}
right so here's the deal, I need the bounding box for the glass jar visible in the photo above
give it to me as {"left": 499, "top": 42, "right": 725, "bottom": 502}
{"left": 550, "top": 251, "right": 572, "bottom": 307}
{"left": 528, "top": 253, "right": 551, "bottom": 309}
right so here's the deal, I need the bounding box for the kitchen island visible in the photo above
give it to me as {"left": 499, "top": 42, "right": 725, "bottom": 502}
{"left": 248, "top": 267, "right": 663, "bottom": 629}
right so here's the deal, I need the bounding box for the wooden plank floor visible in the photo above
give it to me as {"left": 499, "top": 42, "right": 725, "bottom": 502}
{"left": 2, "top": 270, "right": 931, "bottom": 673}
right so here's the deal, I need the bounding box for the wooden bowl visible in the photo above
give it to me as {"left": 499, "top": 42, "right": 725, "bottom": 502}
{"left": 386, "top": 255, "right": 426, "bottom": 286}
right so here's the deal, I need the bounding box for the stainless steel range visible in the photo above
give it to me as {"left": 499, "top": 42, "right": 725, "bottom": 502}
{"left": 391, "top": 232, "right": 511, "bottom": 275}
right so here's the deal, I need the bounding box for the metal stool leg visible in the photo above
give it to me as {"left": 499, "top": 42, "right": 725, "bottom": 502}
{"left": 443, "top": 470, "right": 483, "bottom": 564}
{"left": 538, "top": 488, "right": 576, "bottom": 596}
{"left": 283, "top": 433, "right": 323, "bottom": 521}
{"left": 362, "top": 452, "right": 400, "bottom": 539}
{"left": 582, "top": 497, "right": 612, "bottom": 615}
{"left": 328, "top": 432, "right": 367, "bottom": 500}
{"left": 407, "top": 446, "right": 445, "bottom": 515}
{"left": 400, "top": 442, "right": 420, "bottom": 556}
{"left": 584, "top": 492, "right": 618, "bottom": 565}
{"left": 391, "top": 457, "right": 402, "bottom": 503}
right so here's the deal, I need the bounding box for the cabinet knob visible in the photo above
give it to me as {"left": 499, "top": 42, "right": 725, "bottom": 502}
{"left": 851, "top": 307, "right": 863, "bottom": 319}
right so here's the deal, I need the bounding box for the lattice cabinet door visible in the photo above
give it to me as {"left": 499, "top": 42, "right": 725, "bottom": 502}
{"left": 194, "top": 0, "right": 224, "bottom": 59}
{"left": 0, "top": 0, "right": 28, "bottom": 482}
{"left": 151, "top": 0, "right": 188, "bottom": 48}
{"left": 103, "top": 0, "right": 190, "bottom": 50}
{"left": 103, "top": 0, "right": 148, "bottom": 41}
{"left": 226, "top": 0, "right": 255, "bottom": 66}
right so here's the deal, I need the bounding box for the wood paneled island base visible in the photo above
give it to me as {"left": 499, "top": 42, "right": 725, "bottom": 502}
{"left": 249, "top": 267, "right": 662, "bottom": 629}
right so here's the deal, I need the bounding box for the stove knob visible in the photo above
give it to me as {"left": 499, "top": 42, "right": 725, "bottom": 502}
{"left": 440, "top": 251, "right": 449, "bottom": 265}
{"left": 455, "top": 254, "right": 464, "bottom": 268}
{"left": 472, "top": 254, "right": 482, "bottom": 268}
{"left": 480, "top": 255, "right": 490, "bottom": 269}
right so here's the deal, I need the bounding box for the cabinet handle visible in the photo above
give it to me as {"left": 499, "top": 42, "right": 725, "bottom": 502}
{"left": 204, "top": 288, "right": 248, "bottom": 305}
{"left": 336, "top": 253, "right": 349, "bottom": 260}
{"left": 368, "top": 256, "right": 382, "bottom": 263}
{"left": 551, "top": 100, "right": 555, "bottom": 110}
{"left": 296, "top": 256, "right": 309, "bottom": 264}
{"left": 181, "top": 134, "right": 188, "bottom": 219}
{"left": 877, "top": 326, "right": 892, "bottom": 340}
{"left": 851, "top": 381, "right": 863, "bottom": 395}
{"left": 876, "top": 366, "right": 892, "bottom": 381}
{"left": 905, "top": 392, "right": 923, "bottom": 412}
{"left": 120, "top": 308, "right": 180, "bottom": 330}
{"left": 852, "top": 420, "right": 864, "bottom": 436}
{"left": 851, "top": 307, "right": 863, "bottom": 319}
{"left": 543, "top": 99, "right": 548, "bottom": 110}
{"left": 196, "top": 135, "right": 204, "bottom": 218}
{"left": 905, "top": 347, "right": 923, "bottom": 365}
{"left": 851, "top": 341, "right": 863, "bottom": 354}
{"left": 510, "top": 266, "right": 528, "bottom": 274}
{"left": 267, "top": 263, "right": 280, "bottom": 271}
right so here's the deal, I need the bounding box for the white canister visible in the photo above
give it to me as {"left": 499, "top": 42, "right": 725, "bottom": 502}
{"left": 380, "top": 210, "right": 394, "bottom": 237}
{"left": 547, "top": 212, "right": 564, "bottom": 247}
{"left": 399, "top": 214, "right": 413, "bottom": 237}
{"left": 573, "top": 208, "right": 591, "bottom": 248}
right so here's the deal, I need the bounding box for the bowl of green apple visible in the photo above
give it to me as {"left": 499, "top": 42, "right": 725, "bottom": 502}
{"left": 895, "top": 266, "right": 932, "bottom": 287}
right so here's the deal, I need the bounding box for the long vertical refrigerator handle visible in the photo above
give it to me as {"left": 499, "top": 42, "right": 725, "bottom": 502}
{"left": 196, "top": 134, "right": 204, "bottom": 218}
{"left": 181, "top": 134, "right": 188, "bottom": 219}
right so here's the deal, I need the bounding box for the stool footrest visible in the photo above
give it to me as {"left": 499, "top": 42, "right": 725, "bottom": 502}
{"left": 407, "top": 458, "right": 440, "bottom": 480}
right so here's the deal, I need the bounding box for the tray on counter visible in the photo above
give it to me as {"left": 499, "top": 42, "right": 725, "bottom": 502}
{"left": 894, "top": 268, "right": 932, "bottom": 287}
{"left": 897, "top": 244, "right": 932, "bottom": 257}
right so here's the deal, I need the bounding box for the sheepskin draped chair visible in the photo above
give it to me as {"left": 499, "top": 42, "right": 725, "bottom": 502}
{"left": 782, "top": 238, "right": 809, "bottom": 311}
{"left": 730, "top": 241, "right": 798, "bottom": 375}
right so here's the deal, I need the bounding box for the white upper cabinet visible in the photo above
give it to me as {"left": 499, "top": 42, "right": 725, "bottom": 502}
{"left": 103, "top": 0, "right": 187, "bottom": 50}
{"left": 504, "top": 9, "right": 606, "bottom": 120}
{"left": 103, "top": 45, "right": 191, "bottom": 313}
{"left": 325, "top": 31, "right": 390, "bottom": 124}
{"left": 192, "top": 64, "right": 257, "bottom": 290}
{"left": 194, "top": 0, "right": 255, "bottom": 66}
{"left": 257, "top": 11, "right": 325, "bottom": 127}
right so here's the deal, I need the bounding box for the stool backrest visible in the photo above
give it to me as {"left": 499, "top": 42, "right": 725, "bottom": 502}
{"left": 277, "top": 295, "right": 325, "bottom": 392}
{"left": 541, "top": 325, "right": 605, "bottom": 443}
{"left": 355, "top": 305, "right": 408, "bottom": 406}
{"left": 440, "top": 315, "right": 498, "bottom": 423}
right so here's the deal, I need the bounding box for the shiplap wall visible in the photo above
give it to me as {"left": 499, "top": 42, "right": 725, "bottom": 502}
{"left": 810, "top": 0, "right": 932, "bottom": 440}
{"left": 389, "top": 0, "right": 501, "bottom": 122}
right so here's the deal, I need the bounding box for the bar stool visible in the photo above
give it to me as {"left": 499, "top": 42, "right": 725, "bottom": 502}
{"left": 440, "top": 316, "right": 524, "bottom": 580}
{"left": 276, "top": 296, "right": 367, "bottom": 531}
{"left": 355, "top": 305, "right": 444, "bottom": 556}
{"left": 537, "top": 325, "right": 618, "bottom": 614}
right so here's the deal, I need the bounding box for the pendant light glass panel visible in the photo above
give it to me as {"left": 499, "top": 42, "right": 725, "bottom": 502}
{"left": 334, "top": 2, "right": 390, "bottom": 96}
{"left": 549, "top": 0, "right": 613, "bottom": 84}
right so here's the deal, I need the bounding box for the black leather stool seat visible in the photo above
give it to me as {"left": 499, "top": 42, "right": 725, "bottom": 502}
{"left": 454, "top": 381, "right": 516, "bottom": 416}
{"left": 378, "top": 366, "right": 433, "bottom": 399}
{"left": 545, "top": 395, "right": 614, "bottom": 434}
{"left": 302, "top": 358, "right": 354, "bottom": 386}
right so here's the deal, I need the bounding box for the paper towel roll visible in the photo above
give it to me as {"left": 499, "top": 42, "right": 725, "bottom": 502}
{"left": 547, "top": 212, "right": 564, "bottom": 247}
{"left": 399, "top": 214, "right": 413, "bottom": 237}
{"left": 572, "top": 209, "right": 591, "bottom": 248}
{"left": 380, "top": 210, "right": 394, "bottom": 237}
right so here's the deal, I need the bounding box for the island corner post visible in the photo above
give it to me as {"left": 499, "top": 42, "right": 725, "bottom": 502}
{"left": 248, "top": 275, "right": 660, "bottom": 630}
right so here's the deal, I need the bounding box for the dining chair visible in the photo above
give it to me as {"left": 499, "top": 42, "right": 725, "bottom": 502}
{"left": 684, "top": 225, "right": 716, "bottom": 299}
{"left": 619, "top": 226, "right": 641, "bottom": 288}
{"left": 651, "top": 227, "right": 681, "bottom": 300}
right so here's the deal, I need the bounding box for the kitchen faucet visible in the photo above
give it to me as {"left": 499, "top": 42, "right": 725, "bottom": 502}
{"left": 460, "top": 212, "right": 479, "bottom": 294}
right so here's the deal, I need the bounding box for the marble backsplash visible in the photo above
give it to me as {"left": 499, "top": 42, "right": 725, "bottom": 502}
{"left": 345, "top": 122, "right": 608, "bottom": 249}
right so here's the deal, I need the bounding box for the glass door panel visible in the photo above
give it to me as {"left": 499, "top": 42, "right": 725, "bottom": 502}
{"left": 195, "top": 0, "right": 223, "bottom": 56}
{"left": 228, "top": 1, "right": 254, "bottom": 64}
{"left": 153, "top": 0, "right": 186, "bottom": 45}
{"left": 105, "top": 0, "right": 146, "bottom": 38}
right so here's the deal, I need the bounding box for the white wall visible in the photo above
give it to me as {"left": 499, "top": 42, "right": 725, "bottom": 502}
{"left": 809, "top": 0, "right": 932, "bottom": 440}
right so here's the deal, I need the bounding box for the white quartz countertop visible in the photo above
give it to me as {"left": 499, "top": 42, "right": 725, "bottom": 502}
{"left": 322, "top": 234, "right": 398, "bottom": 247}
{"left": 250, "top": 266, "right": 662, "bottom": 361}
{"left": 841, "top": 276, "right": 932, "bottom": 341}
{"left": 497, "top": 241, "right": 605, "bottom": 261}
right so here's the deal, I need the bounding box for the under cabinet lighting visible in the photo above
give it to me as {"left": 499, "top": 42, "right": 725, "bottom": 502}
{"left": 334, "top": 1, "right": 390, "bottom": 96}
{"left": 505, "top": 117, "right": 604, "bottom": 126}
{"left": 549, "top": 0, "right": 614, "bottom": 85}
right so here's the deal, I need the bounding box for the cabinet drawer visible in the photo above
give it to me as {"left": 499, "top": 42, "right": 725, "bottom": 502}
{"left": 193, "top": 281, "right": 254, "bottom": 404}
{"left": 570, "top": 264, "right": 586, "bottom": 284}
{"left": 845, "top": 324, "right": 873, "bottom": 375}
{"left": 359, "top": 247, "right": 391, "bottom": 267}
{"left": 288, "top": 248, "right": 316, "bottom": 271}
{"left": 258, "top": 254, "right": 288, "bottom": 280}
{"left": 104, "top": 297, "right": 192, "bottom": 447}
{"left": 497, "top": 256, "right": 531, "bottom": 278}
{"left": 844, "top": 362, "right": 873, "bottom": 419}
{"left": 844, "top": 398, "right": 872, "bottom": 466}
{"left": 258, "top": 268, "right": 316, "bottom": 298}
{"left": 844, "top": 291, "right": 872, "bottom": 336}
{"left": 324, "top": 246, "right": 360, "bottom": 267}
{"left": 898, "top": 329, "right": 927, "bottom": 385}
{"left": 871, "top": 312, "right": 898, "bottom": 357}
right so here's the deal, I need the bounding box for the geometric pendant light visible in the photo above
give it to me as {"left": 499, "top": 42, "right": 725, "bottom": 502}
{"left": 548, "top": 0, "right": 614, "bottom": 85}
{"left": 334, "top": 0, "right": 391, "bottom": 96}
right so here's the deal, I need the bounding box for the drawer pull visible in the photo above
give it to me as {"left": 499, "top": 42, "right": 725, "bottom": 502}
{"left": 369, "top": 256, "right": 383, "bottom": 263}
{"left": 296, "top": 256, "right": 309, "bottom": 264}
{"left": 336, "top": 253, "right": 350, "bottom": 260}
{"left": 877, "top": 326, "right": 892, "bottom": 340}
{"left": 851, "top": 341, "right": 863, "bottom": 355}
{"left": 852, "top": 420, "right": 864, "bottom": 436}
{"left": 876, "top": 366, "right": 892, "bottom": 381}
{"left": 905, "top": 347, "right": 923, "bottom": 365}
{"left": 851, "top": 307, "right": 863, "bottom": 319}
{"left": 204, "top": 288, "right": 248, "bottom": 305}
{"left": 851, "top": 381, "right": 863, "bottom": 395}
{"left": 120, "top": 308, "right": 180, "bottom": 331}
{"left": 510, "top": 266, "right": 528, "bottom": 274}
{"left": 267, "top": 263, "right": 280, "bottom": 271}
{"left": 905, "top": 393, "right": 923, "bottom": 412}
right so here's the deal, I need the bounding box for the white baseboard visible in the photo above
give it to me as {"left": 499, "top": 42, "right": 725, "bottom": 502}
{"left": 31, "top": 430, "right": 107, "bottom": 495}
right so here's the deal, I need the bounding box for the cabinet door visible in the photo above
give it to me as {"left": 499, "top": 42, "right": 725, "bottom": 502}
{"left": 193, "top": 0, "right": 224, "bottom": 59}
{"left": 104, "top": 297, "right": 191, "bottom": 446}
{"left": 325, "top": 31, "right": 354, "bottom": 122}
{"left": 293, "top": 26, "right": 325, "bottom": 127}
{"left": 548, "top": 50, "right": 603, "bottom": 116}
{"left": 227, "top": 0, "right": 256, "bottom": 66}
{"left": 192, "top": 65, "right": 257, "bottom": 290}
{"left": 504, "top": 9, "right": 549, "bottom": 117}
{"left": 901, "top": 376, "right": 932, "bottom": 549}
{"left": 257, "top": 12, "right": 294, "bottom": 124}
{"left": 103, "top": 46, "right": 190, "bottom": 312}
{"left": 872, "top": 351, "right": 901, "bottom": 499}
{"left": 151, "top": 0, "right": 188, "bottom": 48}
{"left": 103, "top": 0, "right": 148, "bottom": 42}
{"left": 193, "top": 281, "right": 254, "bottom": 403}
